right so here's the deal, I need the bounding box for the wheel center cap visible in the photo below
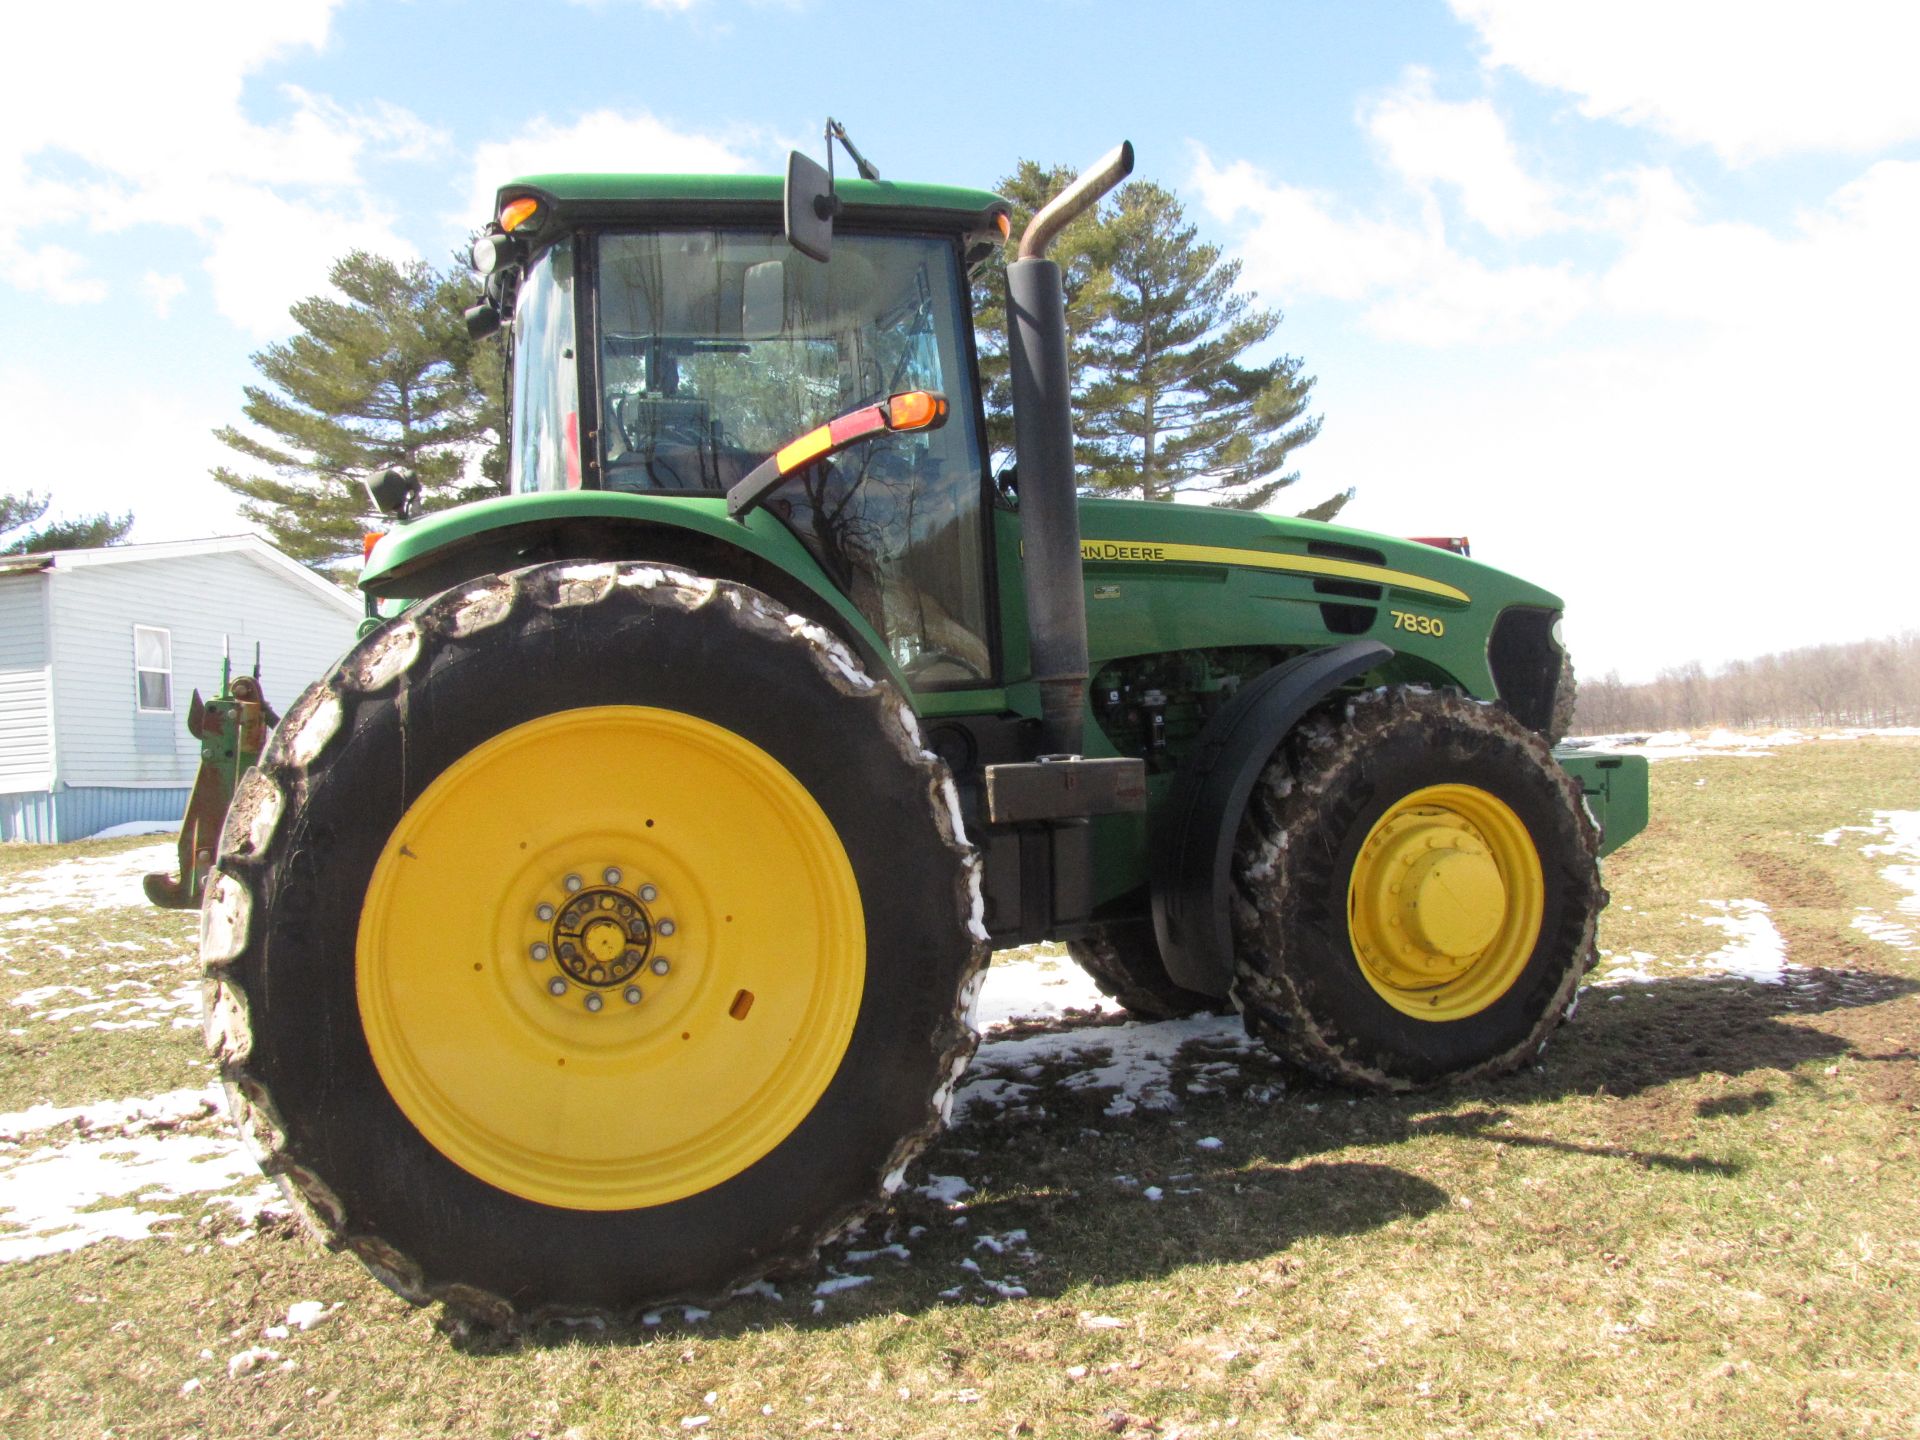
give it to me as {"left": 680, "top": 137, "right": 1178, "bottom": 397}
{"left": 582, "top": 919, "right": 627, "bottom": 963}
{"left": 1401, "top": 844, "right": 1506, "bottom": 958}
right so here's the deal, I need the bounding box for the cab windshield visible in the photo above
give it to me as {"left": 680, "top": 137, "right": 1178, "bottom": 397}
{"left": 589, "top": 229, "right": 993, "bottom": 685}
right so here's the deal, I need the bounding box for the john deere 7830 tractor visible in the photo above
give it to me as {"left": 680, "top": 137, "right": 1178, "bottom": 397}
{"left": 200, "top": 142, "right": 1648, "bottom": 1323}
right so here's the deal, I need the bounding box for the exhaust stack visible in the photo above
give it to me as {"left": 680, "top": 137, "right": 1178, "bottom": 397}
{"left": 1005, "top": 141, "right": 1133, "bottom": 756}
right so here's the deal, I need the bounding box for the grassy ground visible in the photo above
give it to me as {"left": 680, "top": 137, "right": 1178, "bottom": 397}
{"left": 2, "top": 737, "right": 1916, "bottom": 1439}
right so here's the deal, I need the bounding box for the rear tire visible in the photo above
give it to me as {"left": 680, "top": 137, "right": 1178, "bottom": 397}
{"left": 1067, "top": 919, "right": 1228, "bottom": 1020}
{"left": 201, "top": 563, "right": 987, "bottom": 1324}
{"left": 1230, "top": 686, "right": 1604, "bottom": 1091}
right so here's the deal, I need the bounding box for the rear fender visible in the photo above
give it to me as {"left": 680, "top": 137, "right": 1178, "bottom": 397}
{"left": 361, "top": 492, "right": 894, "bottom": 681}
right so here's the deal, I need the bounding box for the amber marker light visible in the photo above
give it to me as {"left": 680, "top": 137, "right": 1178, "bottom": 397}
{"left": 363, "top": 532, "right": 386, "bottom": 561}
{"left": 886, "top": 390, "right": 947, "bottom": 431}
{"left": 499, "top": 197, "right": 541, "bottom": 232}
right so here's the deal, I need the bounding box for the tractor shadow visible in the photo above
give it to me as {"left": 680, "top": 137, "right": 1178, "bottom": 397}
{"left": 489, "top": 963, "right": 1917, "bottom": 1351}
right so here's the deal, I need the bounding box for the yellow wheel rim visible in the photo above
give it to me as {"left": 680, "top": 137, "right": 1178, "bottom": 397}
{"left": 1346, "top": 783, "right": 1544, "bottom": 1022}
{"left": 356, "top": 706, "right": 865, "bottom": 1211}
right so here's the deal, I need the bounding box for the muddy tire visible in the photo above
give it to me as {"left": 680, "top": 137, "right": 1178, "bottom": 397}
{"left": 1547, "top": 651, "right": 1577, "bottom": 745}
{"left": 200, "top": 563, "right": 987, "bottom": 1325}
{"left": 1230, "top": 686, "right": 1604, "bottom": 1092}
{"left": 1067, "top": 919, "right": 1228, "bottom": 1020}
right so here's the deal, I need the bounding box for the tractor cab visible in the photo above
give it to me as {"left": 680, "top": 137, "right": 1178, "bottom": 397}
{"left": 483, "top": 180, "right": 1008, "bottom": 688}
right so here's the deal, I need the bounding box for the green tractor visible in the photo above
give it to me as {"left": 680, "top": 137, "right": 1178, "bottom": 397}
{"left": 200, "top": 140, "right": 1647, "bottom": 1323}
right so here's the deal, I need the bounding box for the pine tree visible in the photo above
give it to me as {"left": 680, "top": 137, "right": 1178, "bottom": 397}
{"left": 968, "top": 161, "right": 1111, "bottom": 457}
{"left": 0, "top": 491, "right": 133, "bottom": 555}
{"left": 973, "top": 169, "right": 1340, "bottom": 517}
{"left": 1077, "top": 182, "right": 1324, "bottom": 510}
{"left": 212, "top": 252, "right": 503, "bottom": 574}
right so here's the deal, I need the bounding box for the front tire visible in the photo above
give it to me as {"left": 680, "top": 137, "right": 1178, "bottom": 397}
{"left": 1230, "top": 686, "right": 1604, "bottom": 1091}
{"left": 201, "top": 564, "right": 986, "bottom": 1323}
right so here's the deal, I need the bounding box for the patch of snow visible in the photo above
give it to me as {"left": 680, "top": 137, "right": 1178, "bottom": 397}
{"left": 915, "top": 1174, "right": 973, "bottom": 1207}
{"left": 1194, "top": 1136, "right": 1224, "bottom": 1151}
{"left": 285, "top": 1301, "right": 338, "bottom": 1332}
{"left": 973, "top": 949, "right": 1120, "bottom": 1031}
{"left": 90, "top": 821, "right": 179, "bottom": 839}
{"left": 0, "top": 1085, "right": 219, "bottom": 1142}
{"left": 1853, "top": 912, "right": 1916, "bottom": 952}
{"left": 814, "top": 1273, "right": 871, "bottom": 1296}
{"left": 0, "top": 843, "right": 181, "bottom": 915}
{"left": 1588, "top": 950, "right": 1665, "bottom": 987}
{"left": 226, "top": 1347, "right": 279, "bottom": 1378}
{"left": 1699, "top": 899, "right": 1792, "bottom": 984}
{"left": 956, "top": 1013, "right": 1254, "bottom": 1125}
{"left": 0, "top": 1087, "right": 276, "bottom": 1263}
{"left": 844, "top": 1244, "right": 910, "bottom": 1264}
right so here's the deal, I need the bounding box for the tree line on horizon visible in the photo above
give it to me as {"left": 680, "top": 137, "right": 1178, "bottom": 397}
{"left": 1573, "top": 631, "right": 1920, "bottom": 734}
{"left": 212, "top": 163, "right": 1338, "bottom": 577}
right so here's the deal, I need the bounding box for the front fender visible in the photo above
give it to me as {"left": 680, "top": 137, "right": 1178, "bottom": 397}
{"left": 1151, "top": 640, "right": 1395, "bottom": 995}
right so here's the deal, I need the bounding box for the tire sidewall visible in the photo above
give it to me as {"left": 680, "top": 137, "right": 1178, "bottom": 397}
{"left": 1252, "top": 696, "right": 1599, "bottom": 1086}
{"left": 231, "top": 569, "right": 976, "bottom": 1313}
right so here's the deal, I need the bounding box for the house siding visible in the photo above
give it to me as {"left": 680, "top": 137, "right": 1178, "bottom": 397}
{"left": 49, "top": 549, "right": 359, "bottom": 791}
{"left": 0, "top": 785, "right": 191, "bottom": 844}
{"left": 0, "top": 573, "right": 53, "bottom": 793}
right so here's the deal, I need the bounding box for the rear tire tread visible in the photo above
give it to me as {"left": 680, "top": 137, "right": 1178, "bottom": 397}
{"left": 202, "top": 562, "right": 989, "bottom": 1327}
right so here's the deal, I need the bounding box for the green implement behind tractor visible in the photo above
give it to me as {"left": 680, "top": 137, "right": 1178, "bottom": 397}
{"left": 194, "top": 138, "right": 1648, "bottom": 1324}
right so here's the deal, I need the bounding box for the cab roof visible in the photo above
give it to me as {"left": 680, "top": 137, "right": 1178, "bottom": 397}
{"left": 495, "top": 174, "right": 1010, "bottom": 233}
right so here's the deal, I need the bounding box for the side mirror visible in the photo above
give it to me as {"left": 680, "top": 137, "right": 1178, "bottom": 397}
{"left": 784, "top": 150, "right": 836, "bottom": 263}
{"left": 366, "top": 466, "right": 422, "bottom": 522}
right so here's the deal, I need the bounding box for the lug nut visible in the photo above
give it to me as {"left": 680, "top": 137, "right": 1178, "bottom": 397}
{"left": 564, "top": 874, "right": 583, "bottom": 892}
{"left": 530, "top": 942, "right": 550, "bottom": 961}
{"left": 657, "top": 919, "right": 676, "bottom": 937}
{"left": 547, "top": 978, "right": 567, "bottom": 996}
{"left": 651, "top": 957, "right": 671, "bottom": 976}
{"left": 584, "top": 993, "right": 604, "bottom": 1013}
{"left": 624, "top": 986, "right": 643, "bottom": 1005}
{"left": 640, "top": 884, "right": 658, "bottom": 903}
{"left": 536, "top": 903, "right": 555, "bottom": 922}
{"left": 605, "top": 866, "right": 623, "bottom": 885}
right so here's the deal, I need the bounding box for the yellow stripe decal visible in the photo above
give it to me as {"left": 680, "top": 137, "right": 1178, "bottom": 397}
{"left": 1079, "top": 539, "right": 1470, "bottom": 604}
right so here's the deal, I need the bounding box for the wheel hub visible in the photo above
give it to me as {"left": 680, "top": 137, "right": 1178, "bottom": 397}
{"left": 1346, "top": 783, "right": 1546, "bottom": 1022}
{"left": 533, "top": 870, "right": 670, "bottom": 1007}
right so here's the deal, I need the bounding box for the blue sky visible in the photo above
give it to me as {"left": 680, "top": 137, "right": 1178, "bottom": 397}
{"left": 4, "top": 0, "right": 1916, "bottom": 681}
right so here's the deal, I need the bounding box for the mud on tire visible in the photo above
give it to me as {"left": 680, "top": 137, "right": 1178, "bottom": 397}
{"left": 200, "top": 563, "right": 988, "bottom": 1325}
{"left": 1229, "top": 686, "right": 1605, "bottom": 1092}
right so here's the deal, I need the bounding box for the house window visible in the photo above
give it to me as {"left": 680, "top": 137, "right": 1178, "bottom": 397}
{"left": 134, "top": 626, "right": 172, "bottom": 712}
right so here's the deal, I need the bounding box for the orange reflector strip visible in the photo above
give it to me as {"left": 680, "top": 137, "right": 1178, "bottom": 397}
{"left": 886, "top": 390, "right": 946, "bottom": 431}
{"left": 499, "top": 197, "right": 540, "bottom": 232}
{"left": 363, "top": 531, "right": 385, "bottom": 560}
{"left": 775, "top": 425, "right": 834, "bottom": 474}
{"left": 995, "top": 212, "right": 1011, "bottom": 239}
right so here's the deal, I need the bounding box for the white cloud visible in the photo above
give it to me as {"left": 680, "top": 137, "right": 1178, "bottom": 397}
{"left": 1189, "top": 150, "right": 1591, "bottom": 345}
{"left": 463, "top": 111, "right": 756, "bottom": 226}
{"left": 0, "top": 1, "right": 441, "bottom": 333}
{"left": 1363, "top": 68, "right": 1564, "bottom": 238}
{"left": 1452, "top": 0, "right": 1920, "bottom": 163}
{"left": 0, "top": 239, "right": 107, "bottom": 304}
{"left": 140, "top": 272, "right": 186, "bottom": 318}
{"left": 1205, "top": 142, "right": 1920, "bottom": 677}
{"left": 197, "top": 184, "right": 418, "bottom": 336}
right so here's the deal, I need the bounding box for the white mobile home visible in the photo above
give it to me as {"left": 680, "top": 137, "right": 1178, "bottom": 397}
{"left": 0, "top": 535, "right": 361, "bottom": 842}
